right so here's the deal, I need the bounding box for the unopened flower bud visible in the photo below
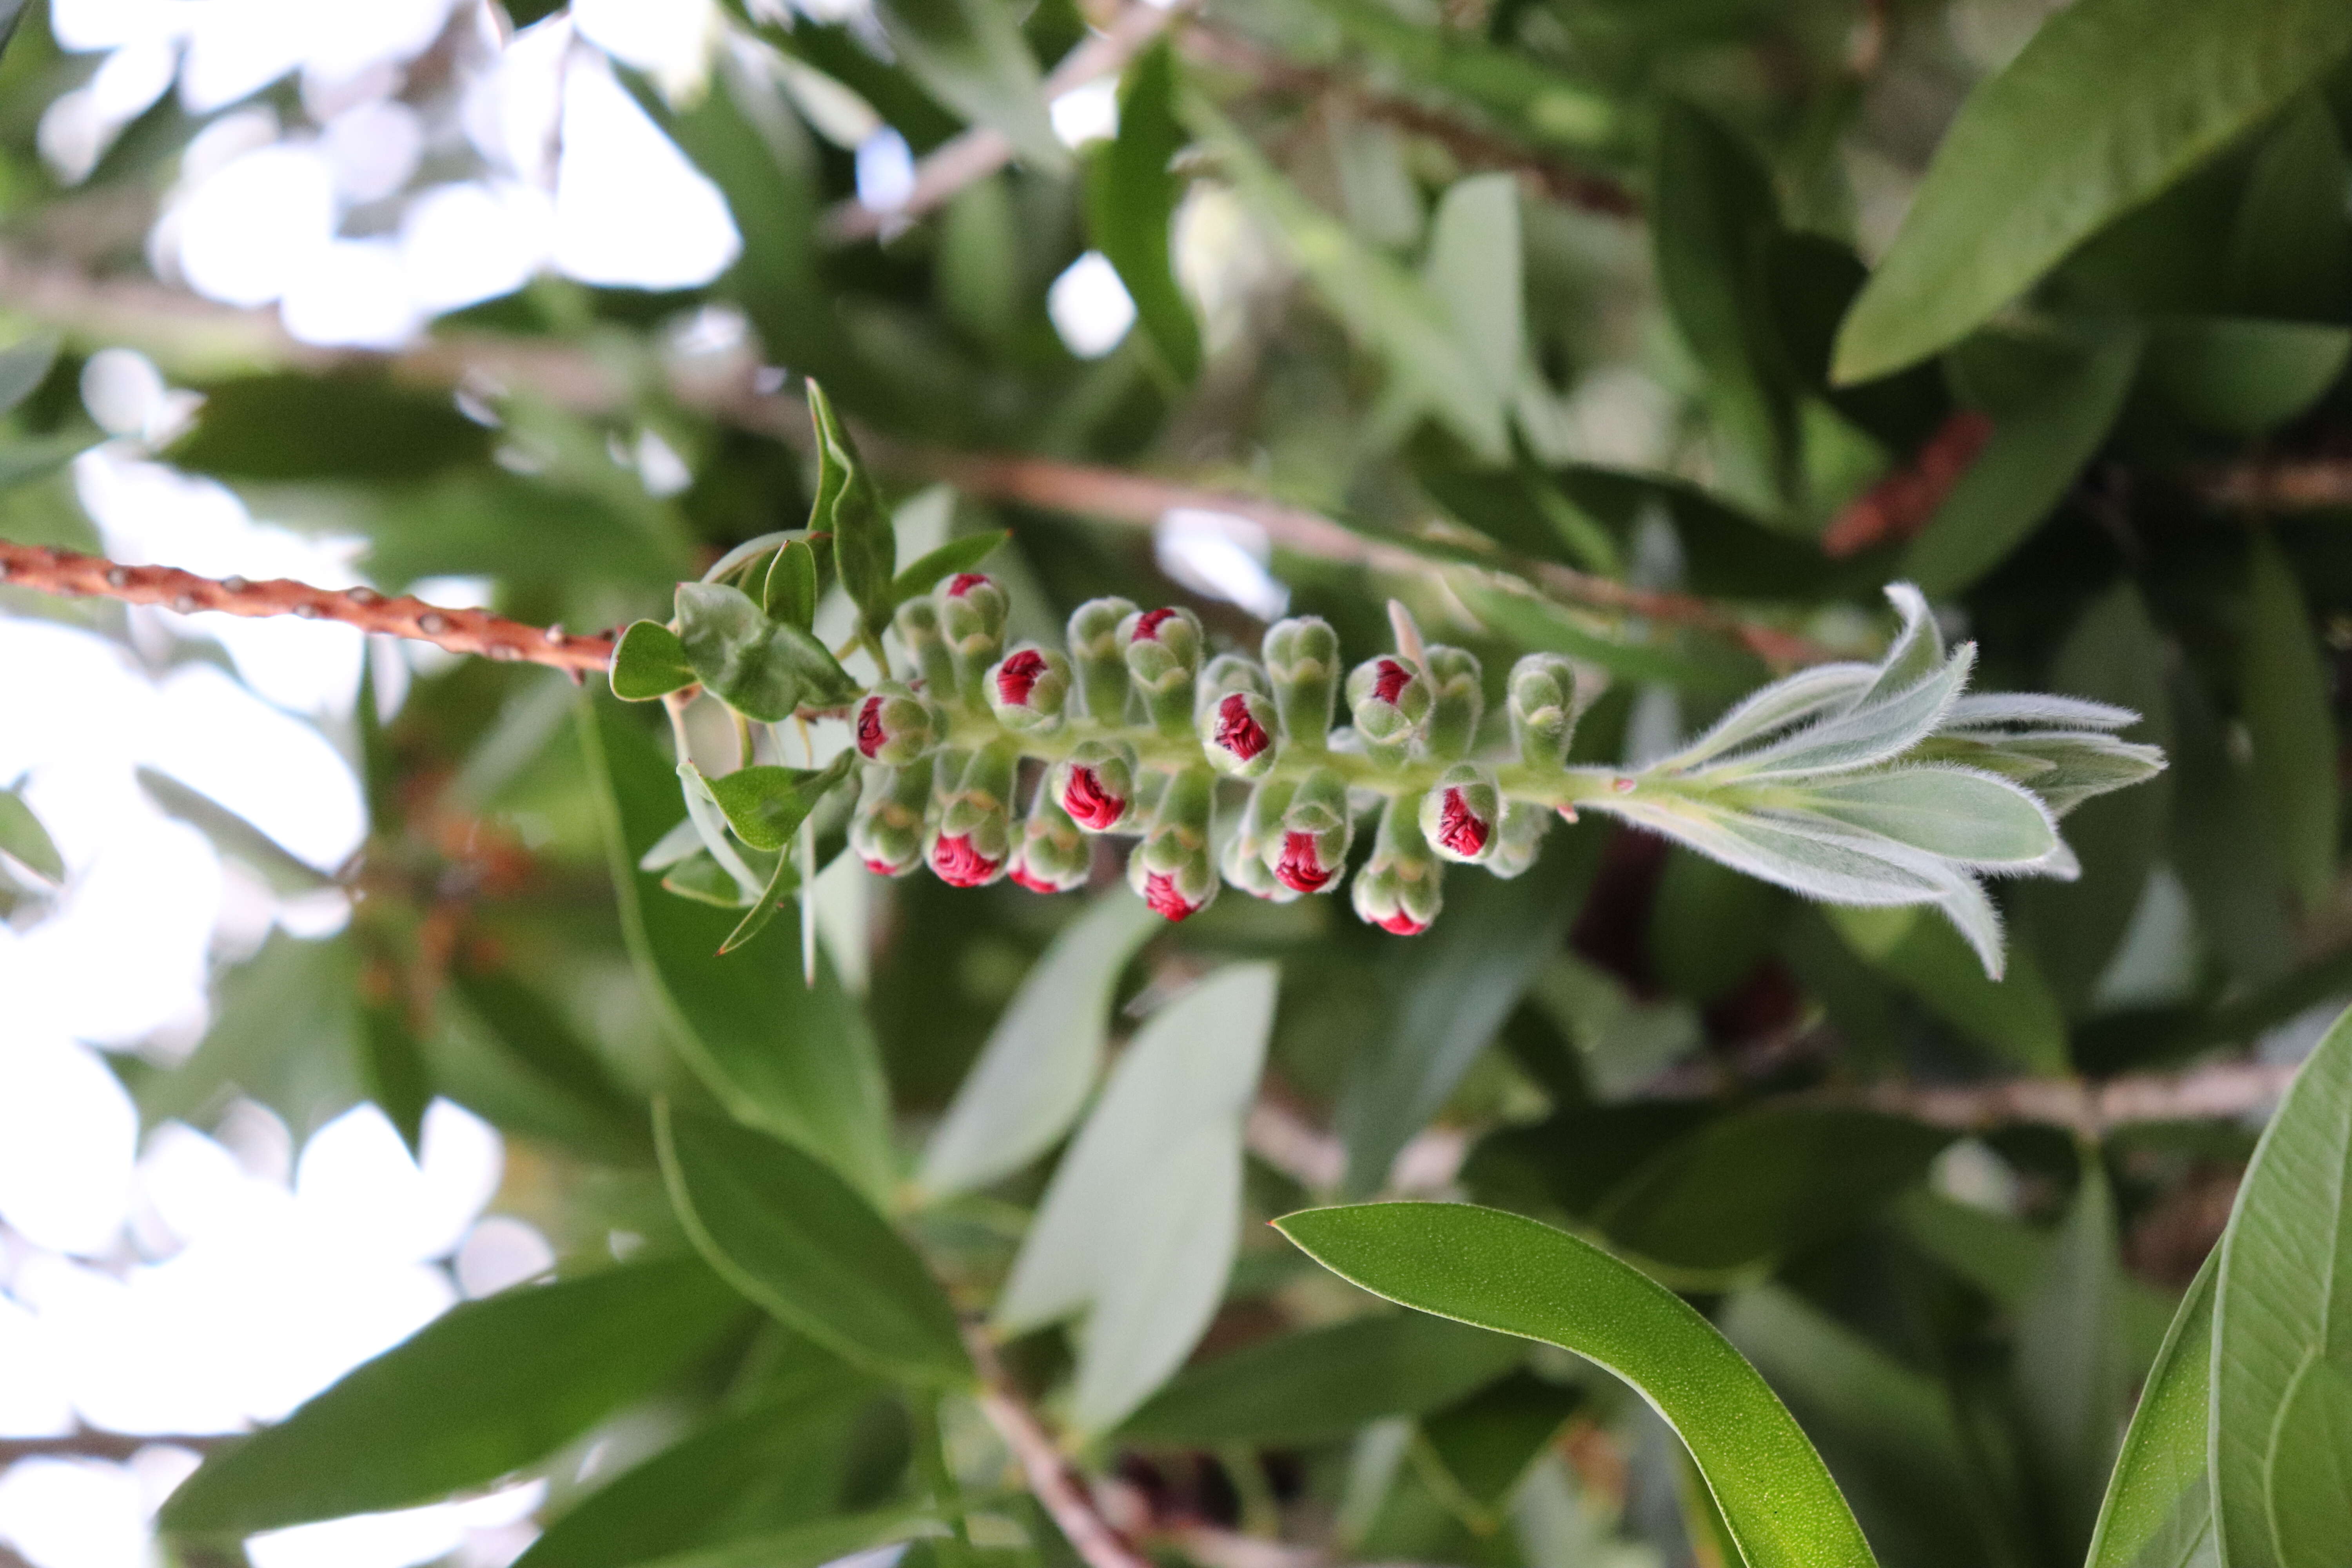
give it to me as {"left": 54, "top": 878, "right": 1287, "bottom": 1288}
{"left": 1056, "top": 739, "right": 1138, "bottom": 832}
{"left": 1222, "top": 777, "right": 1300, "bottom": 902}
{"left": 1483, "top": 800, "right": 1552, "bottom": 880}
{"left": 1200, "top": 690, "right": 1277, "bottom": 779}
{"left": 1508, "top": 653, "right": 1581, "bottom": 770}
{"left": 939, "top": 573, "right": 1008, "bottom": 708}
{"left": 1420, "top": 646, "right": 1484, "bottom": 760}
{"left": 893, "top": 597, "right": 958, "bottom": 697}
{"left": 1421, "top": 763, "right": 1499, "bottom": 864}
{"left": 1263, "top": 617, "right": 1339, "bottom": 745}
{"left": 1346, "top": 655, "right": 1431, "bottom": 764}
{"left": 927, "top": 744, "right": 1015, "bottom": 887}
{"left": 853, "top": 681, "right": 941, "bottom": 766}
{"left": 1066, "top": 597, "right": 1138, "bottom": 722}
{"left": 1009, "top": 788, "right": 1091, "bottom": 894}
{"left": 1352, "top": 796, "right": 1442, "bottom": 935}
{"left": 1128, "top": 767, "right": 1218, "bottom": 922}
{"left": 1120, "top": 606, "right": 1203, "bottom": 737}
{"left": 1272, "top": 767, "right": 1353, "bottom": 895}
{"left": 849, "top": 764, "right": 931, "bottom": 877}
{"left": 987, "top": 644, "right": 1071, "bottom": 735}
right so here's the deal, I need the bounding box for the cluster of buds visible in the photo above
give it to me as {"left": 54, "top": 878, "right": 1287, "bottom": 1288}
{"left": 843, "top": 572, "right": 1592, "bottom": 933}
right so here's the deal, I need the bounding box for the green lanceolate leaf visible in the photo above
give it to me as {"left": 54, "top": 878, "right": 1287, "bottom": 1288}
{"left": 2227, "top": 94, "right": 2352, "bottom": 321}
{"left": 2085, "top": 1251, "right": 2217, "bottom": 1568}
{"left": 889, "top": 531, "right": 1008, "bottom": 610}
{"left": 997, "top": 964, "right": 1278, "bottom": 1434}
{"left": 633, "top": 1509, "right": 942, "bottom": 1568}
{"left": 2013, "top": 1158, "right": 2129, "bottom": 1557}
{"left": 657, "top": 1103, "right": 971, "bottom": 1387}
{"left": 761, "top": 537, "right": 822, "bottom": 629}
{"left": 583, "top": 704, "right": 893, "bottom": 1197}
{"left": 1088, "top": 41, "right": 1199, "bottom": 381}
{"left": 2241, "top": 536, "right": 2338, "bottom": 910}
{"left": 1831, "top": 0, "right": 2352, "bottom": 381}
{"left": 0, "top": 788, "right": 64, "bottom": 884}
{"left": 2143, "top": 319, "right": 2352, "bottom": 437}
{"left": 806, "top": 380, "right": 897, "bottom": 642}
{"left": 702, "top": 755, "right": 855, "bottom": 853}
{"left": 918, "top": 893, "right": 1159, "bottom": 1198}
{"left": 0, "top": 332, "right": 58, "bottom": 417}
{"left": 1829, "top": 904, "right": 2069, "bottom": 1074}
{"left": 1120, "top": 1312, "right": 1525, "bottom": 1447}
{"left": 158, "top": 1258, "right": 745, "bottom": 1537}
{"left": 1422, "top": 172, "right": 1524, "bottom": 426}
{"left": 872, "top": 0, "right": 1065, "bottom": 173}
{"left": 675, "top": 583, "right": 857, "bottom": 722}
{"left": 1903, "top": 328, "right": 2141, "bottom": 596}
{"left": 613, "top": 620, "right": 699, "bottom": 702}
{"left": 1276, "top": 1203, "right": 1878, "bottom": 1568}
{"left": 2211, "top": 1001, "right": 2352, "bottom": 1568}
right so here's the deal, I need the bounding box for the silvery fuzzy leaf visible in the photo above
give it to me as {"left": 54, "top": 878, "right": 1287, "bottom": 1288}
{"left": 1858, "top": 583, "right": 1947, "bottom": 705}
{"left": 1588, "top": 794, "right": 1952, "bottom": 906}
{"left": 1793, "top": 765, "right": 2058, "bottom": 867}
{"left": 1700, "top": 642, "right": 1976, "bottom": 780}
{"left": 1913, "top": 730, "right": 2166, "bottom": 815}
{"left": 1941, "top": 692, "right": 2141, "bottom": 731}
{"left": 1648, "top": 661, "right": 1878, "bottom": 774}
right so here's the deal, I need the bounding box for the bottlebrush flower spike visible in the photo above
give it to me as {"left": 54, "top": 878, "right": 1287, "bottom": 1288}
{"left": 1056, "top": 740, "right": 1137, "bottom": 831}
{"left": 1421, "top": 764, "right": 1499, "bottom": 864}
{"left": 986, "top": 644, "right": 1071, "bottom": 735}
{"left": 853, "top": 681, "right": 940, "bottom": 766}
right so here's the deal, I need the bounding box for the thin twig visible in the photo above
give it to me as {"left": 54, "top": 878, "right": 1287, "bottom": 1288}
{"left": 823, "top": 1, "right": 1199, "bottom": 243}
{"left": 0, "top": 539, "right": 614, "bottom": 677}
{"left": 0, "top": 1430, "right": 228, "bottom": 1465}
{"left": 965, "top": 1330, "right": 1155, "bottom": 1568}
{"left": 2196, "top": 457, "right": 2352, "bottom": 512}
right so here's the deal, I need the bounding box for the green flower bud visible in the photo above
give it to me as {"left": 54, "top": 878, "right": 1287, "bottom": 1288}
{"left": 853, "top": 681, "right": 941, "bottom": 766}
{"left": 1263, "top": 616, "right": 1339, "bottom": 745}
{"left": 1120, "top": 606, "right": 1203, "bottom": 738}
{"left": 928, "top": 744, "right": 1015, "bottom": 887}
{"left": 986, "top": 643, "right": 1071, "bottom": 735}
{"left": 1419, "top": 762, "right": 1499, "bottom": 864}
{"left": 1066, "top": 596, "right": 1138, "bottom": 722}
{"left": 1272, "top": 766, "right": 1353, "bottom": 895}
{"left": 1352, "top": 794, "right": 1443, "bottom": 935}
{"left": 1421, "top": 645, "right": 1484, "bottom": 760}
{"left": 1508, "top": 653, "right": 1581, "bottom": 770}
{"left": 1483, "top": 799, "right": 1552, "bottom": 880}
{"left": 1345, "top": 655, "right": 1431, "bottom": 764}
{"left": 1010, "top": 788, "right": 1092, "bottom": 894}
{"left": 1055, "top": 739, "right": 1138, "bottom": 832}
{"left": 939, "top": 573, "right": 1008, "bottom": 708}
{"left": 893, "top": 597, "right": 958, "bottom": 699}
{"left": 1129, "top": 766, "right": 1218, "bottom": 921}
{"left": 1222, "top": 777, "right": 1301, "bottom": 902}
{"left": 849, "top": 763, "right": 931, "bottom": 877}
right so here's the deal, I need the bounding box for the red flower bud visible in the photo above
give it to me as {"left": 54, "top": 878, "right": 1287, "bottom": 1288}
{"left": 928, "top": 832, "right": 1002, "bottom": 887}
{"left": 1213, "top": 691, "right": 1271, "bottom": 762}
{"left": 1062, "top": 765, "right": 1126, "bottom": 830}
{"left": 1374, "top": 907, "right": 1430, "bottom": 936}
{"left": 855, "top": 698, "right": 887, "bottom": 759}
{"left": 947, "top": 572, "right": 992, "bottom": 597}
{"left": 1010, "top": 864, "right": 1065, "bottom": 894}
{"left": 1141, "top": 871, "right": 1206, "bottom": 921}
{"left": 1132, "top": 606, "right": 1180, "bottom": 640}
{"left": 1371, "top": 657, "right": 1412, "bottom": 704}
{"left": 995, "top": 648, "right": 1049, "bottom": 706}
{"left": 1435, "top": 787, "right": 1490, "bottom": 858}
{"left": 1276, "top": 829, "right": 1337, "bottom": 893}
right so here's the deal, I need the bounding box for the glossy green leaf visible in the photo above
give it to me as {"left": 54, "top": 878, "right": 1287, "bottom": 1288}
{"left": 169, "top": 372, "right": 494, "bottom": 480}
{"left": 2225, "top": 93, "right": 2352, "bottom": 321}
{"left": 1120, "top": 1312, "right": 1525, "bottom": 1447}
{"left": 2144, "top": 319, "right": 2351, "bottom": 436}
{"left": 701, "top": 756, "right": 855, "bottom": 854}
{"left": 1305, "top": 0, "right": 1617, "bottom": 151}
{"left": 889, "top": 530, "right": 1008, "bottom": 610}
{"left": 675, "top": 583, "right": 856, "bottom": 723}
{"left": 2240, "top": 536, "right": 2338, "bottom": 909}
{"left": 918, "top": 894, "right": 1158, "bottom": 1199}
{"left": 1831, "top": 0, "right": 2352, "bottom": 381}
{"left": 871, "top": 0, "right": 1061, "bottom": 171}
{"left": 0, "top": 788, "right": 63, "bottom": 884}
{"left": 1595, "top": 1106, "right": 1951, "bottom": 1276}
{"left": 1422, "top": 173, "right": 1523, "bottom": 425}
{"left": 997, "top": 963, "right": 1278, "bottom": 1434}
{"left": 1903, "top": 329, "right": 2140, "bottom": 596}
{"left": 806, "top": 380, "right": 897, "bottom": 641}
{"left": 760, "top": 538, "right": 822, "bottom": 628}
{"left": 1829, "top": 904, "right": 2068, "bottom": 1073}
{"left": 448, "top": 966, "right": 646, "bottom": 1152}
{"left": 0, "top": 332, "right": 57, "bottom": 417}
{"left": 657, "top": 1103, "right": 971, "bottom": 1387}
{"left": 612, "top": 621, "right": 698, "bottom": 702}
{"left": 140, "top": 932, "right": 363, "bottom": 1138}
{"left": 1420, "top": 1371, "right": 1582, "bottom": 1516}
{"left": 1087, "top": 42, "right": 1198, "bottom": 380}
{"left": 583, "top": 704, "right": 892, "bottom": 1196}
{"left": 2085, "top": 1251, "right": 2216, "bottom": 1568}
{"left": 636, "top": 1509, "right": 942, "bottom": 1568}
{"left": 2014, "top": 1159, "right": 2129, "bottom": 1557}
{"left": 1276, "top": 1203, "right": 1878, "bottom": 1568}
{"left": 159, "top": 1258, "right": 745, "bottom": 1536}
{"left": 2211, "top": 1000, "right": 2352, "bottom": 1568}
{"left": 1653, "top": 100, "right": 1792, "bottom": 512}
{"left": 359, "top": 985, "right": 432, "bottom": 1156}
{"left": 1336, "top": 842, "right": 1592, "bottom": 1196}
